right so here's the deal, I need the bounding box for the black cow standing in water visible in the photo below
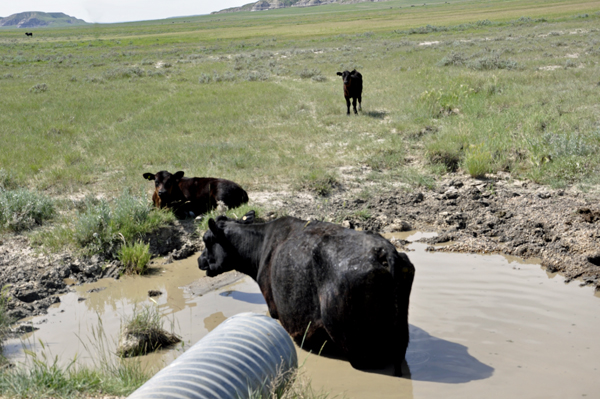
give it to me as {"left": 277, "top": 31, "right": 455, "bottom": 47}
{"left": 198, "top": 210, "right": 415, "bottom": 376}
{"left": 143, "top": 170, "right": 248, "bottom": 218}
{"left": 336, "top": 69, "right": 363, "bottom": 115}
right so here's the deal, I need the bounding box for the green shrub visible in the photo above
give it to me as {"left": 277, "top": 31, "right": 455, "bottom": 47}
{"left": 245, "top": 70, "right": 270, "bottom": 81}
{"left": 72, "top": 190, "right": 175, "bottom": 256}
{"left": 29, "top": 83, "right": 48, "bottom": 93}
{"left": 119, "top": 241, "right": 151, "bottom": 275}
{"left": 299, "top": 68, "right": 321, "bottom": 79}
{"left": 198, "top": 73, "right": 211, "bottom": 83}
{"left": 438, "top": 52, "right": 467, "bottom": 67}
{"left": 104, "top": 66, "right": 145, "bottom": 79}
{"left": 467, "top": 55, "right": 518, "bottom": 70}
{"left": 0, "top": 189, "right": 55, "bottom": 232}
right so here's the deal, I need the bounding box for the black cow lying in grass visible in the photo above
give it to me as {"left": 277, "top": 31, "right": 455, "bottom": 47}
{"left": 198, "top": 210, "right": 415, "bottom": 376}
{"left": 336, "top": 69, "right": 363, "bottom": 115}
{"left": 143, "top": 170, "right": 248, "bottom": 218}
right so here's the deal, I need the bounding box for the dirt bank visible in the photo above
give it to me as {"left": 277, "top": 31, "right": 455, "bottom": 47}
{"left": 1, "top": 171, "right": 599, "bottom": 324}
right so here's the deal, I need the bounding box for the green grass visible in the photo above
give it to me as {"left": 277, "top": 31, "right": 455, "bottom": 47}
{"left": 1, "top": 0, "right": 599, "bottom": 197}
{"left": 0, "top": 286, "right": 13, "bottom": 366}
{"left": 0, "top": 324, "right": 151, "bottom": 399}
{"left": 2, "top": 2, "right": 600, "bottom": 395}
{"left": 0, "top": 188, "right": 55, "bottom": 233}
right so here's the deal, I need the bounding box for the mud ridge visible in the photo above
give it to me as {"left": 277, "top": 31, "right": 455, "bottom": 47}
{"left": 1, "top": 220, "right": 201, "bottom": 322}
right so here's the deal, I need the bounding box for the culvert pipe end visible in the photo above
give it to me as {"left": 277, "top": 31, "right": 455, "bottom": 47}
{"left": 127, "top": 312, "right": 298, "bottom": 399}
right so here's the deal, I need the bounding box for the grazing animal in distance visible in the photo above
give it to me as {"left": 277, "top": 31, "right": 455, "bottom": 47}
{"left": 25, "top": 32, "right": 33, "bottom": 37}
{"left": 142, "top": 170, "right": 248, "bottom": 218}
{"left": 198, "top": 210, "right": 415, "bottom": 376}
{"left": 336, "top": 69, "right": 363, "bottom": 115}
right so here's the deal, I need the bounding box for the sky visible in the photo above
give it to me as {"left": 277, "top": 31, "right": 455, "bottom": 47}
{"left": 0, "top": 0, "right": 254, "bottom": 23}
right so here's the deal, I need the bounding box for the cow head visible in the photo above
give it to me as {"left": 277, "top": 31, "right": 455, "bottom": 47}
{"left": 143, "top": 170, "right": 184, "bottom": 207}
{"left": 198, "top": 211, "right": 256, "bottom": 277}
{"left": 336, "top": 70, "right": 356, "bottom": 85}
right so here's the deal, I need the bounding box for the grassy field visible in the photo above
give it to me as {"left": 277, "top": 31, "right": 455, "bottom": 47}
{"left": 1, "top": 0, "right": 600, "bottom": 395}
{"left": 1, "top": 0, "right": 599, "bottom": 199}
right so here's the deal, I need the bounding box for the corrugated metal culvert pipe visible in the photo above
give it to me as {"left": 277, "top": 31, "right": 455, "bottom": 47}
{"left": 127, "top": 312, "right": 298, "bottom": 399}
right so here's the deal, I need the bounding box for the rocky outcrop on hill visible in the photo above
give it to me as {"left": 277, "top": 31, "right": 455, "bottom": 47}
{"left": 0, "top": 12, "right": 87, "bottom": 28}
{"left": 214, "top": 0, "right": 387, "bottom": 14}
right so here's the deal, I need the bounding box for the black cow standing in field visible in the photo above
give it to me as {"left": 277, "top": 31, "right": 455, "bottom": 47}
{"left": 25, "top": 32, "right": 33, "bottom": 37}
{"left": 198, "top": 210, "right": 415, "bottom": 376}
{"left": 143, "top": 170, "right": 248, "bottom": 218}
{"left": 336, "top": 69, "right": 362, "bottom": 115}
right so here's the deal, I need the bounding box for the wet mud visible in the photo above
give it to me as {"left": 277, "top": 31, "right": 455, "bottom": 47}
{"left": 5, "top": 233, "right": 600, "bottom": 398}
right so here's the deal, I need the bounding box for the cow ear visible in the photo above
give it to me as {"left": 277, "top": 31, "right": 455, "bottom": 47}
{"left": 240, "top": 210, "right": 255, "bottom": 224}
{"left": 143, "top": 173, "right": 155, "bottom": 181}
{"left": 174, "top": 171, "right": 185, "bottom": 180}
{"left": 208, "top": 218, "right": 224, "bottom": 238}
{"left": 336, "top": 72, "right": 342, "bottom": 76}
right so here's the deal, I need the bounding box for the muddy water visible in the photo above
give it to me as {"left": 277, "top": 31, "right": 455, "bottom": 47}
{"left": 6, "top": 233, "right": 600, "bottom": 398}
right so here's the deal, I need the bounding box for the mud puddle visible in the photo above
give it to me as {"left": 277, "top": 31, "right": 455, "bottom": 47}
{"left": 3, "top": 257, "right": 266, "bottom": 369}
{"left": 6, "top": 233, "right": 600, "bottom": 398}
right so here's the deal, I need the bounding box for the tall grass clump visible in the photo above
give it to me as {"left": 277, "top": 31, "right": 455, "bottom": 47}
{"left": 464, "top": 144, "right": 493, "bottom": 178}
{"left": 117, "top": 305, "right": 180, "bottom": 358}
{"left": 0, "top": 286, "right": 13, "bottom": 361}
{"left": 0, "top": 189, "right": 55, "bottom": 233}
{"left": 118, "top": 241, "right": 152, "bottom": 275}
{"left": 425, "top": 136, "right": 465, "bottom": 172}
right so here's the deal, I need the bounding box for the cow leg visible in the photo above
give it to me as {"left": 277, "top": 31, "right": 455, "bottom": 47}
{"left": 345, "top": 97, "right": 351, "bottom": 115}
{"left": 392, "top": 254, "right": 415, "bottom": 377}
{"left": 358, "top": 95, "right": 362, "bottom": 111}
{"left": 321, "top": 271, "right": 396, "bottom": 370}
{"left": 352, "top": 97, "right": 358, "bottom": 115}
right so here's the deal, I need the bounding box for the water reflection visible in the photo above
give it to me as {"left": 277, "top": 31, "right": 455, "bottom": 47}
{"left": 219, "top": 291, "right": 266, "bottom": 304}
{"left": 406, "top": 325, "right": 494, "bottom": 383}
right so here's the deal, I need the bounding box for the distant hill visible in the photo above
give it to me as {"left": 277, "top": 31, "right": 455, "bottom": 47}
{"left": 214, "top": 0, "right": 389, "bottom": 14}
{"left": 0, "top": 12, "right": 88, "bottom": 28}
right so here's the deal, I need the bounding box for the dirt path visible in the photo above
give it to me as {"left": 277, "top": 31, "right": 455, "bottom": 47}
{"left": 1, "top": 171, "right": 599, "bottom": 325}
